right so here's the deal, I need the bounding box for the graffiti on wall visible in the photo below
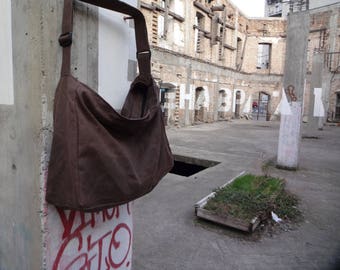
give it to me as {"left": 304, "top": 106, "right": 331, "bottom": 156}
{"left": 180, "top": 87, "right": 252, "bottom": 114}
{"left": 46, "top": 204, "right": 132, "bottom": 270}
{"left": 218, "top": 89, "right": 232, "bottom": 112}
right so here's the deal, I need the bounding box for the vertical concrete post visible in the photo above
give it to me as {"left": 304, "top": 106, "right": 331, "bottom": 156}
{"left": 1, "top": 0, "right": 136, "bottom": 269}
{"left": 277, "top": 12, "right": 310, "bottom": 170}
{"left": 307, "top": 52, "right": 324, "bottom": 133}
{"left": 213, "top": 74, "right": 220, "bottom": 121}
{"left": 277, "top": 102, "right": 303, "bottom": 169}
{"left": 184, "top": 63, "right": 192, "bottom": 126}
{"left": 0, "top": 0, "right": 44, "bottom": 268}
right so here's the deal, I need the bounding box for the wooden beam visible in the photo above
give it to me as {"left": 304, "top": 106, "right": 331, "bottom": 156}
{"left": 140, "top": 1, "right": 185, "bottom": 23}
{"left": 169, "top": 10, "right": 185, "bottom": 22}
{"left": 193, "top": 0, "right": 212, "bottom": 15}
{"left": 211, "top": 5, "right": 225, "bottom": 12}
{"left": 140, "top": 1, "right": 155, "bottom": 11}
{"left": 217, "top": 17, "right": 235, "bottom": 30}
{"left": 223, "top": 44, "right": 236, "bottom": 51}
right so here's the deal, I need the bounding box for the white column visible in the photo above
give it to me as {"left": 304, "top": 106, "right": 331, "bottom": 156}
{"left": 277, "top": 102, "right": 302, "bottom": 169}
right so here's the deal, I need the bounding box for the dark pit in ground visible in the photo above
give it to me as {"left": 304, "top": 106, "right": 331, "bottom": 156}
{"left": 169, "top": 155, "right": 220, "bottom": 177}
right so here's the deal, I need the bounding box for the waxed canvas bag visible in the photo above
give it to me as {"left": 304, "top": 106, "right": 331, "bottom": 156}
{"left": 46, "top": 0, "right": 173, "bottom": 211}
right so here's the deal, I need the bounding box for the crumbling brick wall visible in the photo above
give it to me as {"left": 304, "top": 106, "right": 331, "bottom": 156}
{"left": 140, "top": 0, "right": 340, "bottom": 126}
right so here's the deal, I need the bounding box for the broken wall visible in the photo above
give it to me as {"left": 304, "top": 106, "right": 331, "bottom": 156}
{"left": 141, "top": 0, "right": 286, "bottom": 125}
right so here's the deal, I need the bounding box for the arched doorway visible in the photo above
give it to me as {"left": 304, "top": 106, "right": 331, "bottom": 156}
{"left": 195, "top": 87, "right": 205, "bottom": 123}
{"left": 252, "top": 92, "right": 271, "bottom": 121}
{"left": 160, "top": 82, "right": 176, "bottom": 126}
{"left": 218, "top": 90, "right": 227, "bottom": 120}
{"left": 234, "top": 90, "right": 241, "bottom": 119}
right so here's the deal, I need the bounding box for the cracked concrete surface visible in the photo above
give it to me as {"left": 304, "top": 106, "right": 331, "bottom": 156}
{"left": 132, "top": 120, "right": 340, "bottom": 270}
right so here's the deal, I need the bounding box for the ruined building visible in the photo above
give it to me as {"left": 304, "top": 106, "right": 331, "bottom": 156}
{"left": 139, "top": 0, "right": 340, "bottom": 127}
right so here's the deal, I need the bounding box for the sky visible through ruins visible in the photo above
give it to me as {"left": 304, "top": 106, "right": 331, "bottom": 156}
{"left": 231, "top": 0, "right": 265, "bottom": 17}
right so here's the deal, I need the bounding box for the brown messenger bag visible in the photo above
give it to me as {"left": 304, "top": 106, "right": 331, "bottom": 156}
{"left": 46, "top": 0, "right": 174, "bottom": 211}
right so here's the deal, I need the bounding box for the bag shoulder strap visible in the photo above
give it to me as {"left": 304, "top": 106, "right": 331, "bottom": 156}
{"left": 59, "top": 0, "right": 151, "bottom": 83}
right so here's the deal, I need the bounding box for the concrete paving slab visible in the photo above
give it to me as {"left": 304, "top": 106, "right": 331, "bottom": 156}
{"left": 132, "top": 120, "right": 340, "bottom": 270}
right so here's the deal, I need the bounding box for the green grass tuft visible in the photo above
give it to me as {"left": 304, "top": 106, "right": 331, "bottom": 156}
{"left": 204, "top": 174, "right": 301, "bottom": 221}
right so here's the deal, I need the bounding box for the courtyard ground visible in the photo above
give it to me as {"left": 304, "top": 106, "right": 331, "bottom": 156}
{"left": 132, "top": 120, "right": 340, "bottom": 270}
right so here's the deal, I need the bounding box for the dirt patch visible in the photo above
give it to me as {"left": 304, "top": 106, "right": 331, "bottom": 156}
{"left": 195, "top": 174, "right": 303, "bottom": 239}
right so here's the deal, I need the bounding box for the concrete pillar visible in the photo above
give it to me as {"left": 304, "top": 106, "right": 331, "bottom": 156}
{"left": 277, "top": 11, "right": 310, "bottom": 170}
{"left": 307, "top": 52, "right": 324, "bottom": 133}
{"left": 0, "top": 0, "right": 46, "bottom": 268}
{"left": 0, "top": 0, "right": 136, "bottom": 269}
{"left": 213, "top": 75, "right": 220, "bottom": 122}
{"left": 277, "top": 102, "right": 303, "bottom": 169}
{"left": 184, "top": 63, "right": 192, "bottom": 126}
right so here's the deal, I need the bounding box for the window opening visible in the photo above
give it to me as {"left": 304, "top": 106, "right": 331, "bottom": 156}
{"left": 218, "top": 90, "right": 227, "bottom": 120}
{"left": 267, "top": 0, "right": 280, "bottom": 4}
{"left": 236, "top": 37, "right": 242, "bottom": 69}
{"left": 160, "top": 88, "right": 169, "bottom": 125}
{"left": 195, "top": 87, "right": 205, "bottom": 122}
{"left": 218, "top": 26, "right": 224, "bottom": 60}
{"left": 252, "top": 92, "right": 271, "bottom": 121}
{"left": 210, "top": 15, "right": 218, "bottom": 46}
{"left": 235, "top": 91, "right": 241, "bottom": 119}
{"left": 218, "top": 9, "right": 227, "bottom": 61}
{"left": 319, "top": 29, "right": 326, "bottom": 50}
{"left": 158, "top": 0, "right": 174, "bottom": 39}
{"left": 195, "top": 12, "right": 205, "bottom": 53}
{"left": 257, "top": 43, "right": 271, "bottom": 70}
{"left": 160, "top": 88, "right": 167, "bottom": 105}
{"left": 158, "top": 15, "right": 165, "bottom": 38}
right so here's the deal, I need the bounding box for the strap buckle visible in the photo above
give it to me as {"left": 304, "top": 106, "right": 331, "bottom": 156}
{"left": 58, "top": 32, "right": 73, "bottom": 47}
{"left": 136, "top": 50, "right": 151, "bottom": 58}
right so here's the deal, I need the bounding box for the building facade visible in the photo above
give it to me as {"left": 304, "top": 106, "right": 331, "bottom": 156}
{"left": 139, "top": 0, "right": 340, "bottom": 127}
{"left": 265, "top": 0, "right": 339, "bottom": 18}
{"left": 312, "top": 4, "right": 340, "bottom": 121}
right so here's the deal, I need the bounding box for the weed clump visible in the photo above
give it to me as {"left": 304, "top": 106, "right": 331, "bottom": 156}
{"left": 204, "top": 174, "right": 301, "bottom": 222}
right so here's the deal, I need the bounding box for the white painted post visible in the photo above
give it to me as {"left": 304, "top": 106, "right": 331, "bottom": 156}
{"left": 307, "top": 53, "right": 325, "bottom": 133}
{"left": 277, "top": 102, "right": 302, "bottom": 169}
{"left": 277, "top": 12, "right": 310, "bottom": 170}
